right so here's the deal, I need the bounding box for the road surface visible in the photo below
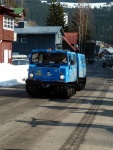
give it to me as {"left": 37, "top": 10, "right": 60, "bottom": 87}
{"left": 0, "top": 62, "right": 113, "bottom": 150}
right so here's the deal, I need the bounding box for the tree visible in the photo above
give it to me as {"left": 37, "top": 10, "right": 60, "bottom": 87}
{"left": 71, "top": 0, "right": 91, "bottom": 53}
{"left": 46, "top": 0, "right": 66, "bottom": 30}
{"left": 27, "top": 20, "right": 37, "bottom": 26}
{"left": 3, "top": 0, "right": 16, "bottom": 7}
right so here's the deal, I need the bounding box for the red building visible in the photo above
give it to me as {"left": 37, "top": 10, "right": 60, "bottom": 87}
{"left": 0, "top": 6, "right": 20, "bottom": 63}
{"left": 62, "top": 32, "right": 78, "bottom": 52}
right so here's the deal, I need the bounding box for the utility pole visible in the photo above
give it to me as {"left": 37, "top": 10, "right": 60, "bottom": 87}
{"left": 79, "top": 5, "right": 82, "bottom": 53}
{"left": 0, "top": 0, "right": 3, "bottom": 5}
{"left": 21, "top": 0, "right": 23, "bottom": 7}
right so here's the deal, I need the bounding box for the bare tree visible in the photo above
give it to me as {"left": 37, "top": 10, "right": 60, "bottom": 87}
{"left": 28, "top": 20, "right": 37, "bottom": 26}
{"left": 4, "top": 0, "right": 16, "bottom": 7}
{"left": 71, "top": 0, "right": 91, "bottom": 53}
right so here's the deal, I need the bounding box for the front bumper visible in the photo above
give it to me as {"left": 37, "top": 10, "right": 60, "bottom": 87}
{"left": 26, "top": 78, "right": 66, "bottom": 87}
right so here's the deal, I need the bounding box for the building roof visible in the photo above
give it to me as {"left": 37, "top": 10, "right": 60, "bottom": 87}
{"left": 98, "top": 48, "right": 113, "bottom": 54}
{"left": 62, "top": 36, "right": 77, "bottom": 52}
{"left": 0, "top": 6, "right": 20, "bottom": 17}
{"left": 105, "top": 48, "right": 113, "bottom": 53}
{"left": 14, "top": 26, "right": 64, "bottom": 35}
{"left": 13, "top": 8, "right": 26, "bottom": 16}
{"left": 64, "top": 32, "right": 78, "bottom": 44}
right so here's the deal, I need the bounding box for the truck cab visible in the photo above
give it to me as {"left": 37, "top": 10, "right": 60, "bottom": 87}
{"left": 28, "top": 49, "right": 77, "bottom": 83}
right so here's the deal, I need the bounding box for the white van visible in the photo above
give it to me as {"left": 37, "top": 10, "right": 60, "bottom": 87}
{"left": 12, "top": 54, "right": 28, "bottom": 60}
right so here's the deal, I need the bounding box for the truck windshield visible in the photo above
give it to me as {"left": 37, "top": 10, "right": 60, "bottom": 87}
{"left": 31, "top": 52, "right": 67, "bottom": 64}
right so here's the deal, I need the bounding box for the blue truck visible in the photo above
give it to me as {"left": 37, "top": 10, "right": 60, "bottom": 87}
{"left": 26, "top": 49, "right": 86, "bottom": 98}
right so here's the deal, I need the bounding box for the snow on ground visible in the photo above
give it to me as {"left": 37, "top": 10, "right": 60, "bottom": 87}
{"left": 42, "top": 1, "right": 113, "bottom": 9}
{"left": 60, "top": 2, "right": 113, "bottom": 8}
{"left": 0, "top": 63, "right": 29, "bottom": 87}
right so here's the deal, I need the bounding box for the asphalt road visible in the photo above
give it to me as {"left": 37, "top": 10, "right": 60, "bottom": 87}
{"left": 0, "top": 62, "right": 113, "bottom": 150}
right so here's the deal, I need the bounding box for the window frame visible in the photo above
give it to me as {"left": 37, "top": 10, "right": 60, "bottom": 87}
{"left": 3, "top": 15, "right": 14, "bottom": 31}
{"left": 21, "top": 38, "right": 27, "bottom": 43}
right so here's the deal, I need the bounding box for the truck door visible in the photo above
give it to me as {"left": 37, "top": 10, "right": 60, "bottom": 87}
{"left": 78, "top": 54, "right": 86, "bottom": 78}
{"left": 68, "top": 54, "right": 77, "bottom": 82}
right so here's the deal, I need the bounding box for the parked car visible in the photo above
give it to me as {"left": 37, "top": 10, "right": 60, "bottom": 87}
{"left": 12, "top": 59, "right": 29, "bottom": 65}
{"left": 12, "top": 54, "right": 28, "bottom": 60}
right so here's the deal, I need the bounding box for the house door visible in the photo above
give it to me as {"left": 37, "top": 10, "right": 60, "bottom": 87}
{"left": 4, "top": 50, "right": 8, "bottom": 63}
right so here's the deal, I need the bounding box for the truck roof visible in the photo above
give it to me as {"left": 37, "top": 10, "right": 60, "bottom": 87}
{"left": 31, "top": 49, "right": 75, "bottom": 54}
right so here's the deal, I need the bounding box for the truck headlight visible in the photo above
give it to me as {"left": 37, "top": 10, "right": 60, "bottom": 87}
{"left": 60, "top": 75, "right": 65, "bottom": 79}
{"left": 30, "top": 73, "right": 33, "bottom": 77}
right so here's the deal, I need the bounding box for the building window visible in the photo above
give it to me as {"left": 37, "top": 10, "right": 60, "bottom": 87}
{"left": 3, "top": 15, "right": 14, "bottom": 30}
{"left": 21, "top": 38, "right": 27, "bottom": 43}
{"left": 56, "top": 44, "right": 62, "bottom": 50}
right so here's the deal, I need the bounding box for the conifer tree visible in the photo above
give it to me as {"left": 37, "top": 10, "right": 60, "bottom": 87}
{"left": 46, "top": 0, "right": 66, "bottom": 30}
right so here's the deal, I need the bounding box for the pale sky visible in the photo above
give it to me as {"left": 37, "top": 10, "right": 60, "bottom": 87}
{"left": 0, "top": 63, "right": 28, "bottom": 87}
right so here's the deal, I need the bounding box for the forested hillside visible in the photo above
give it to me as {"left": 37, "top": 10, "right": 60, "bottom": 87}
{"left": 21, "top": 0, "right": 113, "bottom": 45}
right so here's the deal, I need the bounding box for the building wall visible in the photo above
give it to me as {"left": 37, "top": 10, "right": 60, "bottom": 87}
{"left": 84, "top": 42, "right": 96, "bottom": 58}
{"left": 0, "top": 42, "right": 3, "bottom": 62}
{"left": 12, "top": 34, "right": 56, "bottom": 55}
{"left": 0, "top": 15, "right": 3, "bottom": 40}
{"left": 0, "top": 15, "right": 14, "bottom": 41}
{"left": 0, "top": 14, "right": 15, "bottom": 63}
{"left": 0, "top": 41, "right": 12, "bottom": 63}
{"left": 2, "top": 29, "right": 14, "bottom": 41}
